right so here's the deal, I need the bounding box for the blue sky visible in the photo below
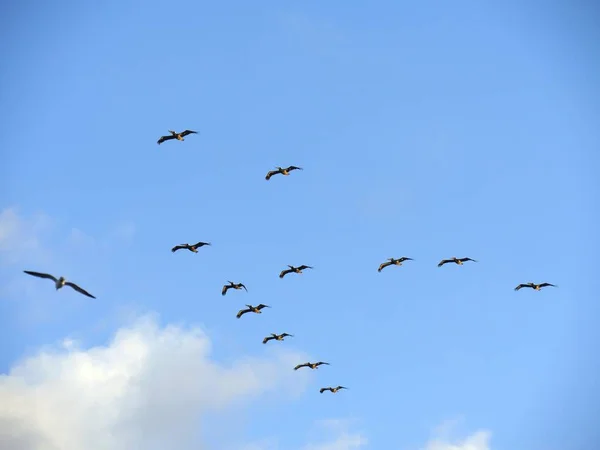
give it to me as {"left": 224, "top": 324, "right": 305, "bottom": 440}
{"left": 1, "top": 1, "right": 599, "bottom": 449}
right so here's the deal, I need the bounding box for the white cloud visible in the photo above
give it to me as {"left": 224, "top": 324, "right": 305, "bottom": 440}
{"left": 302, "top": 419, "right": 368, "bottom": 450}
{"left": 0, "top": 313, "right": 315, "bottom": 450}
{"left": 0, "top": 207, "right": 53, "bottom": 266}
{"left": 422, "top": 423, "right": 492, "bottom": 450}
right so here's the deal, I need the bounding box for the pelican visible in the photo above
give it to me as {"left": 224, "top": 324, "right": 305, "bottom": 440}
{"left": 514, "top": 282, "right": 557, "bottom": 291}
{"left": 319, "top": 386, "right": 347, "bottom": 394}
{"left": 222, "top": 281, "right": 247, "bottom": 296}
{"left": 236, "top": 304, "right": 270, "bottom": 319}
{"left": 437, "top": 257, "right": 477, "bottom": 267}
{"left": 279, "top": 264, "right": 313, "bottom": 279}
{"left": 378, "top": 257, "right": 414, "bottom": 272}
{"left": 294, "top": 361, "right": 329, "bottom": 370}
{"left": 262, "top": 332, "right": 294, "bottom": 344}
{"left": 23, "top": 270, "right": 96, "bottom": 298}
{"left": 265, "top": 165, "right": 303, "bottom": 181}
{"left": 157, "top": 129, "right": 198, "bottom": 145}
{"left": 171, "top": 241, "right": 211, "bottom": 253}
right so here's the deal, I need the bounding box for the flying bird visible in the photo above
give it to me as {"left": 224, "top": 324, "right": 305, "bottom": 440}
{"left": 171, "top": 241, "right": 211, "bottom": 253}
{"left": 23, "top": 270, "right": 96, "bottom": 299}
{"left": 222, "top": 281, "right": 247, "bottom": 296}
{"left": 514, "top": 282, "right": 557, "bottom": 291}
{"left": 294, "top": 361, "right": 329, "bottom": 370}
{"left": 437, "top": 257, "right": 477, "bottom": 267}
{"left": 319, "top": 386, "right": 347, "bottom": 394}
{"left": 279, "top": 265, "right": 313, "bottom": 279}
{"left": 378, "top": 257, "right": 414, "bottom": 272}
{"left": 157, "top": 129, "right": 198, "bottom": 145}
{"left": 262, "top": 332, "right": 294, "bottom": 344}
{"left": 236, "top": 304, "right": 270, "bottom": 319}
{"left": 265, "top": 165, "right": 303, "bottom": 181}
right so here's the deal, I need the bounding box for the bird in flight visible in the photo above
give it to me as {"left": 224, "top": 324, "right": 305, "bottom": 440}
{"left": 262, "top": 332, "right": 294, "bottom": 344}
{"left": 171, "top": 241, "right": 211, "bottom": 253}
{"left": 222, "top": 281, "right": 247, "bottom": 296}
{"left": 378, "top": 257, "right": 414, "bottom": 272}
{"left": 265, "top": 165, "right": 303, "bottom": 181}
{"left": 319, "top": 386, "right": 347, "bottom": 394}
{"left": 157, "top": 129, "right": 198, "bottom": 145}
{"left": 514, "top": 282, "right": 557, "bottom": 291}
{"left": 236, "top": 304, "right": 270, "bottom": 319}
{"left": 279, "top": 264, "right": 313, "bottom": 279}
{"left": 294, "top": 361, "right": 329, "bottom": 370}
{"left": 23, "top": 270, "right": 96, "bottom": 299}
{"left": 437, "top": 257, "right": 477, "bottom": 267}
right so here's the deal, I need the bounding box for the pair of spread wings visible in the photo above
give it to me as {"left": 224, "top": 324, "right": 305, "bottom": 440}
{"left": 23, "top": 271, "right": 96, "bottom": 299}
{"left": 378, "top": 257, "right": 413, "bottom": 272}
{"left": 320, "top": 386, "right": 347, "bottom": 393}
{"left": 262, "top": 333, "right": 293, "bottom": 344}
{"left": 171, "top": 242, "right": 211, "bottom": 252}
{"left": 279, "top": 265, "right": 313, "bottom": 278}
{"left": 437, "top": 257, "right": 477, "bottom": 267}
{"left": 236, "top": 304, "right": 270, "bottom": 318}
{"left": 265, "top": 166, "right": 303, "bottom": 180}
{"left": 157, "top": 130, "right": 197, "bottom": 145}
{"left": 222, "top": 282, "right": 247, "bottom": 296}
{"left": 514, "top": 282, "right": 556, "bottom": 291}
{"left": 294, "top": 361, "right": 329, "bottom": 370}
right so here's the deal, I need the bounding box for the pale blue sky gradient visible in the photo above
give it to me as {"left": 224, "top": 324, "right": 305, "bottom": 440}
{"left": 1, "top": 1, "right": 599, "bottom": 449}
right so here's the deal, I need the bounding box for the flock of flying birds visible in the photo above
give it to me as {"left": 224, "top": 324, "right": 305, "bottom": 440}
{"left": 21, "top": 128, "right": 558, "bottom": 396}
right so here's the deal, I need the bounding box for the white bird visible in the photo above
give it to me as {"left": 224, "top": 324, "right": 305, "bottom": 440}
{"left": 23, "top": 270, "right": 96, "bottom": 298}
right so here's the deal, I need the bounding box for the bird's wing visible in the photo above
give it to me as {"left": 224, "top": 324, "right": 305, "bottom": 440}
{"left": 460, "top": 257, "right": 477, "bottom": 263}
{"left": 514, "top": 284, "right": 526, "bottom": 291}
{"left": 257, "top": 304, "right": 270, "bottom": 309}
{"left": 262, "top": 336, "right": 273, "bottom": 344}
{"left": 279, "top": 269, "right": 291, "bottom": 278}
{"left": 23, "top": 271, "right": 58, "bottom": 282}
{"left": 399, "top": 257, "right": 413, "bottom": 262}
{"left": 319, "top": 388, "right": 330, "bottom": 393}
{"left": 378, "top": 261, "right": 391, "bottom": 272}
{"left": 265, "top": 170, "right": 279, "bottom": 180}
{"left": 316, "top": 362, "right": 329, "bottom": 366}
{"left": 294, "top": 363, "right": 308, "bottom": 370}
{"left": 236, "top": 309, "right": 249, "bottom": 319}
{"left": 539, "top": 283, "right": 556, "bottom": 288}
{"left": 193, "top": 241, "right": 210, "bottom": 247}
{"left": 180, "top": 130, "right": 198, "bottom": 137}
{"left": 64, "top": 282, "right": 96, "bottom": 299}
{"left": 337, "top": 386, "right": 347, "bottom": 390}
{"left": 298, "top": 265, "right": 313, "bottom": 270}
{"left": 171, "top": 245, "right": 187, "bottom": 252}
{"left": 240, "top": 284, "right": 248, "bottom": 292}
{"left": 437, "top": 259, "right": 451, "bottom": 267}
{"left": 157, "top": 135, "right": 176, "bottom": 144}
{"left": 286, "top": 166, "right": 303, "bottom": 171}
{"left": 222, "top": 285, "right": 229, "bottom": 296}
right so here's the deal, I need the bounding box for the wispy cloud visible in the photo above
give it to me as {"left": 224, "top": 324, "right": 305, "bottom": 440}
{"left": 302, "top": 418, "right": 368, "bottom": 450}
{"left": 421, "top": 419, "right": 492, "bottom": 450}
{"left": 0, "top": 313, "right": 314, "bottom": 450}
{"left": 0, "top": 207, "right": 54, "bottom": 266}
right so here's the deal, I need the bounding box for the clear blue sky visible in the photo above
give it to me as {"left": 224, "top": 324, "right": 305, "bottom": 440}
{"left": 1, "top": 1, "right": 599, "bottom": 449}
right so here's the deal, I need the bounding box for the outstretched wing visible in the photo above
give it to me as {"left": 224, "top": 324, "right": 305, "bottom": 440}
{"left": 193, "top": 241, "right": 210, "bottom": 248}
{"left": 514, "top": 284, "right": 528, "bottom": 291}
{"left": 23, "top": 271, "right": 58, "bottom": 282}
{"left": 336, "top": 386, "right": 348, "bottom": 390}
{"left": 378, "top": 261, "right": 392, "bottom": 272}
{"left": 256, "top": 304, "right": 270, "bottom": 310}
{"left": 265, "top": 169, "right": 279, "bottom": 181}
{"left": 263, "top": 336, "right": 274, "bottom": 344}
{"left": 236, "top": 308, "right": 250, "bottom": 319}
{"left": 437, "top": 259, "right": 451, "bottom": 267}
{"left": 64, "top": 282, "right": 96, "bottom": 299}
{"left": 279, "top": 268, "right": 292, "bottom": 278}
{"left": 298, "top": 265, "right": 313, "bottom": 271}
{"left": 460, "top": 257, "right": 477, "bottom": 263}
{"left": 171, "top": 244, "right": 188, "bottom": 253}
{"left": 539, "top": 283, "right": 556, "bottom": 289}
{"left": 222, "top": 285, "right": 230, "bottom": 296}
{"left": 316, "top": 362, "right": 330, "bottom": 366}
{"left": 239, "top": 283, "right": 248, "bottom": 292}
{"left": 180, "top": 130, "right": 198, "bottom": 137}
{"left": 294, "top": 363, "right": 309, "bottom": 370}
{"left": 285, "top": 165, "right": 303, "bottom": 172}
{"left": 319, "top": 387, "right": 330, "bottom": 394}
{"left": 157, "top": 134, "right": 176, "bottom": 145}
{"left": 399, "top": 257, "right": 413, "bottom": 262}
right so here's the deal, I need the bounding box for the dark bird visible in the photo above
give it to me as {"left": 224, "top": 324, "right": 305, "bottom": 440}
{"left": 236, "top": 303, "right": 270, "bottom": 319}
{"left": 157, "top": 129, "right": 198, "bottom": 145}
{"left": 262, "top": 332, "right": 294, "bottom": 344}
{"left": 378, "top": 257, "right": 414, "bottom": 272}
{"left": 171, "top": 241, "right": 211, "bottom": 253}
{"left": 294, "top": 361, "right": 329, "bottom": 371}
{"left": 437, "top": 257, "right": 477, "bottom": 267}
{"left": 319, "top": 386, "right": 347, "bottom": 394}
{"left": 279, "top": 265, "right": 313, "bottom": 279}
{"left": 514, "top": 282, "right": 557, "bottom": 291}
{"left": 265, "top": 165, "right": 303, "bottom": 181}
{"left": 23, "top": 270, "right": 96, "bottom": 299}
{"left": 222, "top": 281, "right": 247, "bottom": 296}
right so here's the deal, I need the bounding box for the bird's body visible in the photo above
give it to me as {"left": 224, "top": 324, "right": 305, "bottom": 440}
{"left": 319, "top": 386, "right": 347, "bottom": 394}
{"left": 262, "top": 332, "right": 294, "bottom": 344}
{"left": 236, "top": 303, "right": 270, "bottom": 319}
{"left": 157, "top": 129, "right": 198, "bottom": 145}
{"left": 23, "top": 270, "right": 96, "bottom": 299}
{"left": 265, "top": 165, "right": 303, "bottom": 181}
{"left": 294, "top": 361, "right": 329, "bottom": 370}
{"left": 279, "top": 264, "right": 313, "bottom": 279}
{"left": 171, "top": 241, "right": 211, "bottom": 253}
{"left": 514, "top": 282, "right": 557, "bottom": 291}
{"left": 222, "top": 281, "right": 247, "bottom": 296}
{"left": 378, "top": 257, "right": 413, "bottom": 272}
{"left": 437, "top": 257, "right": 477, "bottom": 267}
